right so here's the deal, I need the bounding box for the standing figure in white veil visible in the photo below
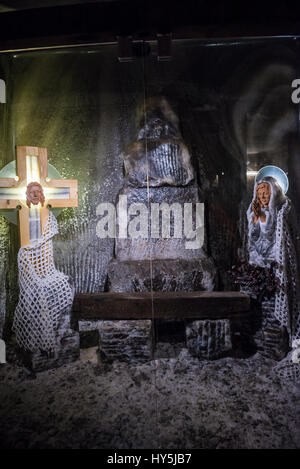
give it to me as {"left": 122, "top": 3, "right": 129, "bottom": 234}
{"left": 247, "top": 167, "right": 300, "bottom": 380}
{"left": 247, "top": 177, "right": 286, "bottom": 268}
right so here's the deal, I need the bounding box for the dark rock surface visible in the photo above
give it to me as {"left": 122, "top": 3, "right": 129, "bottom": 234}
{"left": 186, "top": 319, "right": 232, "bottom": 359}
{"left": 98, "top": 320, "right": 153, "bottom": 363}
{"left": 260, "top": 298, "right": 290, "bottom": 361}
{"left": 124, "top": 139, "right": 194, "bottom": 188}
{"left": 16, "top": 309, "right": 80, "bottom": 373}
{"left": 115, "top": 186, "right": 206, "bottom": 261}
{"left": 107, "top": 258, "right": 216, "bottom": 292}
{"left": 123, "top": 96, "right": 194, "bottom": 187}
{"left": 240, "top": 286, "right": 290, "bottom": 361}
{"left": 0, "top": 350, "right": 299, "bottom": 449}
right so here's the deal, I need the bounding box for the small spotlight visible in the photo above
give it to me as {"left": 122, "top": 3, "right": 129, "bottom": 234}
{"left": 46, "top": 177, "right": 51, "bottom": 182}
{"left": 157, "top": 33, "right": 172, "bottom": 61}
{"left": 117, "top": 36, "right": 134, "bottom": 63}
{"left": 14, "top": 176, "right": 19, "bottom": 182}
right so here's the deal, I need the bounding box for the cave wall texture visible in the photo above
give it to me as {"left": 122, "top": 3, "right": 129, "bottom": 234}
{"left": 0, "top": 38, "right": 299, "bottom": 335}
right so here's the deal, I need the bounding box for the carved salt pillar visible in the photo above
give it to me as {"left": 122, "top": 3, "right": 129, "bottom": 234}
{"left": 98, "top": 97, "right": 218, "bottom": 362}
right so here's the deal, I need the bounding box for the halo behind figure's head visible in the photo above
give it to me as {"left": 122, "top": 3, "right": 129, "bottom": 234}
{"left": 255, "top": 165, "right": 289, "bottom": 194}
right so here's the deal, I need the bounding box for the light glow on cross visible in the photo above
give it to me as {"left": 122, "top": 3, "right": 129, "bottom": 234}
{"left": 26, "top": 155, "right": 40, "bottom": 185}
{"left": 0, "top": 156, "right": 67, "bottom": 206}
{"left": 0, "top": 146, "right": 78, "bottom": 246}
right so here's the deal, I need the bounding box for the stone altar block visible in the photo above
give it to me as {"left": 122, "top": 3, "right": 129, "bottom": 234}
{"left": 186, "top": 319, "right": 232, "bottom": 359}
{"left": 19, "top": 309, "right": 80, "bottom": 372}
{"left": 98, "top": 320, "right": 153, "bottom": 363}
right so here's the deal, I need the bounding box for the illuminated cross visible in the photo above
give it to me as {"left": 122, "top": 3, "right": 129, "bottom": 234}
{"left": 0, "top": 146, "right": 78, "bottom": 246}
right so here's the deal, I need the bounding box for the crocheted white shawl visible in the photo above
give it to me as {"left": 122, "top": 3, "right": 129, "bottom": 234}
{"left": 13, "top": 211, "right": 74, "bottom": 353}
{"left": 247, "top": 177, "right": 300, "bottom": 380}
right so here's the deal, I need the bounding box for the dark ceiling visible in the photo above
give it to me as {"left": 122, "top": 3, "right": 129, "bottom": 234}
{"left": 0, "top": 0, "right": 300, "bottom": 52}
{"left": 0, "top": 0, "right": 119, "bottom": 13}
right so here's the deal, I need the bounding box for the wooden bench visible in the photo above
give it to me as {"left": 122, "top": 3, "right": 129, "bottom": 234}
{"left": 72, "top": 291, "right": 251, "bottom": 362}
{"left": 72, "top": 291, "right": 250, "bottom": 321}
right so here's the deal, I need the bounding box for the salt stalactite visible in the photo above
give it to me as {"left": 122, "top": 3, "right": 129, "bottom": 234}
{"left": 54, "top": 216, "right": 114, "bottom": 294}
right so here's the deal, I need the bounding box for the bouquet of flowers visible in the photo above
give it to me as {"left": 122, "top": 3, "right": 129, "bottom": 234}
{"left": 229, "top": 260, "right": 280, "bottom": 301}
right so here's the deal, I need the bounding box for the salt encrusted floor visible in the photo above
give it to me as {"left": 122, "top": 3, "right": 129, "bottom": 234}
{"left": 0, "top": 348, "right": 299, "bottom": 449}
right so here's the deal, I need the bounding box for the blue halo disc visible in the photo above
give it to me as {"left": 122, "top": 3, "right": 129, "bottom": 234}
{"left": 255, "top": 165, "right": 289, "bottom": 194}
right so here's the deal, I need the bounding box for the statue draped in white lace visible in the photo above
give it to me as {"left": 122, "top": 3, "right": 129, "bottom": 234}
{"left": 13, "top": 211, "right": 74, "bottom": 353}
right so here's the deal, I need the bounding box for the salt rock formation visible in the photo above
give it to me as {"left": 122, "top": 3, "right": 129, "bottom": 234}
{"left": 123, "top": 96, "right": 194, "bottom": 187}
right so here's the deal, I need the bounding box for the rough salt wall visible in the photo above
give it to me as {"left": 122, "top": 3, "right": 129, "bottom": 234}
{"left": 0, "top": 59, "right": 6, "bottom": 337}
{"left": 4, "top": 47, "right": 144, "bottom": 297}
{"left": 147, "top": 39, "right": 299, "bottom": 287}
{"left": 0, "top": 39, "right": 299, "bottom": 333}
{"left": 0, "top": 54, "right": 15, "bottom": 337}
{"left": 226, "top": 41, "right": 300, "bottom": 266}
{"left": 0, "top": 217, "right": 8, "bottom": 337}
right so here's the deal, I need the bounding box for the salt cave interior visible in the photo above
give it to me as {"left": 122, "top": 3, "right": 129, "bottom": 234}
{"left": 0, "top": 12, "right": 300, "bottom": 449}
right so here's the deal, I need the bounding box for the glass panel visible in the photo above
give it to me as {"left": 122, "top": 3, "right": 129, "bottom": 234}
{"left": 0, "top": 37, "right": 299, "bottom": 449}
{"left": 3, "top": 45, "right": 145, "bottom": 292}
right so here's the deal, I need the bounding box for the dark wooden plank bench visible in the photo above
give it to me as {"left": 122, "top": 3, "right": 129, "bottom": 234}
{"left": 72, "top": 291, "right": 250, "bottom": 321}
